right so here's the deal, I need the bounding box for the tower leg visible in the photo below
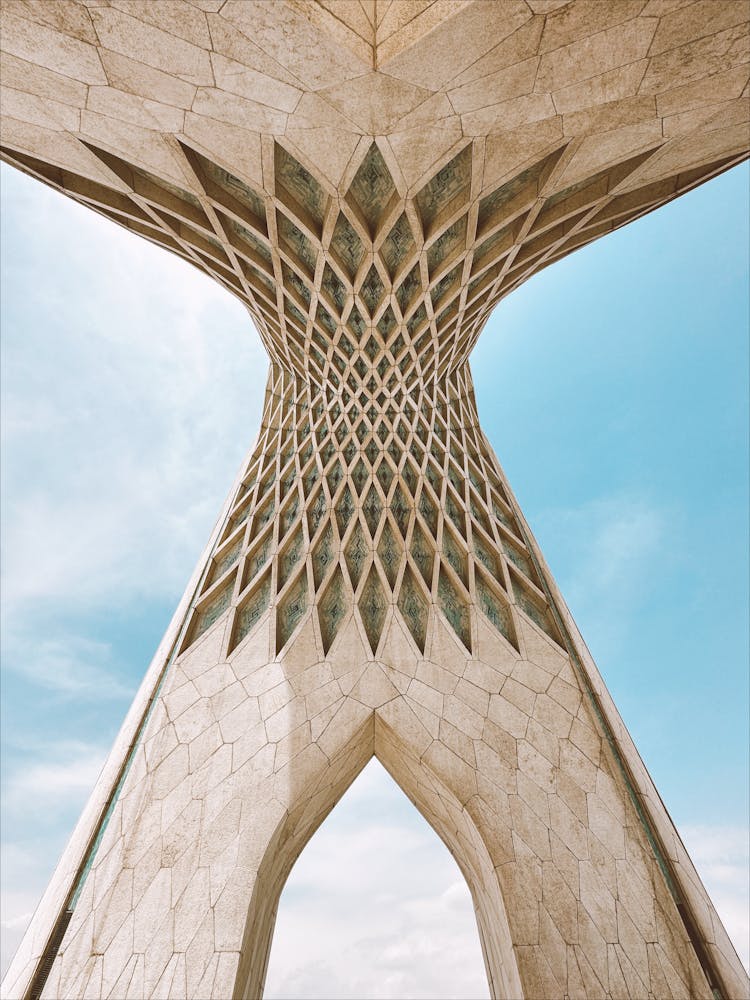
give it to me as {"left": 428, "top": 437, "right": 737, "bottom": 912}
{"left": 43, "top": 594, "right": 718, "bottom": 999}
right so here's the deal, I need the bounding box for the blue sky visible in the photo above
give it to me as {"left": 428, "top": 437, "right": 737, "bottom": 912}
{"left": 1, "top": 160, "right": 748, "bottom": 991}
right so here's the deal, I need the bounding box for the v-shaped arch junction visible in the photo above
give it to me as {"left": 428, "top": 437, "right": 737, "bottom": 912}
{"left": 261, "top": 756, "right": 491, "bottom": 998}
{"left": 284, "top": 0, "right": 470, "bottom": 70}
{"left": 236, "top": 719, "right": 519, "bottom": 1000}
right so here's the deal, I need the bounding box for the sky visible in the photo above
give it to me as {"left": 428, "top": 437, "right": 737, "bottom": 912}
{"left": 0, "top": 158, "right": 748, "bottom": 993}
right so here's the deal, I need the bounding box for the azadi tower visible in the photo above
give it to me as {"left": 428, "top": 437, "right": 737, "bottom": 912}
{"left": 1, "top": 2, "right": 749, "bottom": 998}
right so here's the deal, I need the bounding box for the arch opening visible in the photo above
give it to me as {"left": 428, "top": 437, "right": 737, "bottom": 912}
{"left": 263, "top": 757, "right": 490, "bottom": 999}
{"left": 233, "top": 715, "right": 523, "bottom": 1000}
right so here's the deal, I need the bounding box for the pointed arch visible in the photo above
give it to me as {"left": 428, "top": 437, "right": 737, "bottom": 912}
{"left": 233, "top": 708, "right": 523, "bottom": 1000}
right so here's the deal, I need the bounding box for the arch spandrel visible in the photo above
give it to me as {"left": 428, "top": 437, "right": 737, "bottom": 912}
{"left": 1, "top": 3, "right": 748, "bottom": 999}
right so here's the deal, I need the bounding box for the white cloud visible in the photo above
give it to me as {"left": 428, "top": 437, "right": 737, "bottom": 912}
{"left": 1, "top": 163, "right": 267, "bottom": 622}
{"left": 0, "top": 913, "right": 32, "bottom": 932}
{"left": 0, "top": 632, "right": 133, "bottom": 700}
{"left": 681, "top": 825, "right": 750, "bottom": 972}
{"left": 3, "top": 740, "right": 107, "bottom": 819}
{"left": 1, "top": 742, "right": 109, "bottom": 978}
{"left": 0, "top": 890, "right": 36, "bottom": 982}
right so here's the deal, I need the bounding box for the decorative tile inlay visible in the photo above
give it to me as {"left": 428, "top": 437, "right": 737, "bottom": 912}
{"left": 377, "top": 521, "right": 401, "bottom": 590}
{"left": 311, "top": 522, "right": 334, "bottom": 591}
{"left": 359, "top": 566, "right": 387, "bottom": 655}
{"left": 438, "top": 567, "right": 471, "bottom": 652}
{"left": 276, "top": 572, "right": 308, "bottom": 653}
{"left": 231, "top": 573, "right": 272, "bottom": 653}
{"left": 318, "top": 567, "right": 348, "bottom": 655}
{"left": 510, "top": 570, "right": 562, "bottom": 647}
{"left": 476, "top": 573, "right": 517, "bottom": 652}
{"left": 278, "top": 525, "right": 303, "bottom": 591}
{"left": 397, "top": 567, "right": 428, "bottom": 654}
{"left": 183, "top": 574, "right": 234, "bottom": 651}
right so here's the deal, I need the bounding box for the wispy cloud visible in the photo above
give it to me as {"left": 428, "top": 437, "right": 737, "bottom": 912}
{"left": 3, "top": 740, "right": 107, "bottom": 818}
{"left": 1, "top": 164, "right": 266, "bottom": 622}
{"left": 1, "top": 632, "right": 133, "bottom": 700}
{"left": 535, "top": 493, "right": 667, "bottom": 650}
{"left": 1, "top": 742, "right": 109, "bottom": 977}
{"left": 681, "top": 825, "right": 750, "bottom": 972}
{"left": 0, "top": 884, "right": 37, "bottom": 981}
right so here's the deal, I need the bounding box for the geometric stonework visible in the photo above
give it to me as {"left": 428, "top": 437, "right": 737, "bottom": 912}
{"left": 1, "top": 3, "right": 749, "bottom": 999}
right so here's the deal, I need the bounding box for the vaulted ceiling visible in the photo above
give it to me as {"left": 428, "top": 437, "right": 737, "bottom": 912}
{"left": 1, "top": 0, "right": 747, "bottom": 310}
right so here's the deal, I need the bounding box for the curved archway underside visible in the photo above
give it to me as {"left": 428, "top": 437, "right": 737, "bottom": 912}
{"left": 261, "top": 756, "right": 492, "bottom": 998}
{"left": 239, "top": 725, "right": 517, "bottom": 1000}
{"left": 1, "top": 2, "right": 749, "bottom": 999}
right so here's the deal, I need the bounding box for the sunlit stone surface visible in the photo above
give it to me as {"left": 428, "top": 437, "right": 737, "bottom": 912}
{"left": 1, "top": 2, "right": 748, "bottom": 998}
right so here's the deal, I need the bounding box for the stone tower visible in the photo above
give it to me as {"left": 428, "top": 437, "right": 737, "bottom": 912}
{"left": 1, "top": 2, "right": 748, "bottom": 999}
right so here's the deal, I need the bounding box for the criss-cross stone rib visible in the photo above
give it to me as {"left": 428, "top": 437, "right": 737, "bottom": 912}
{"left": 1, "top": 3, "right": 749, "bottom": 1000}
{"left": 3, "top": 130, "right": 747, "bottom": 380}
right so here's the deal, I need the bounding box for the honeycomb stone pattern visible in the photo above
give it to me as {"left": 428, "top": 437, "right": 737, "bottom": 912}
{"left": 8, "top": 134, "right": 744, "bottom": 670}
{"left": 113, "top": 137, "right": 597, "bottom": 667}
